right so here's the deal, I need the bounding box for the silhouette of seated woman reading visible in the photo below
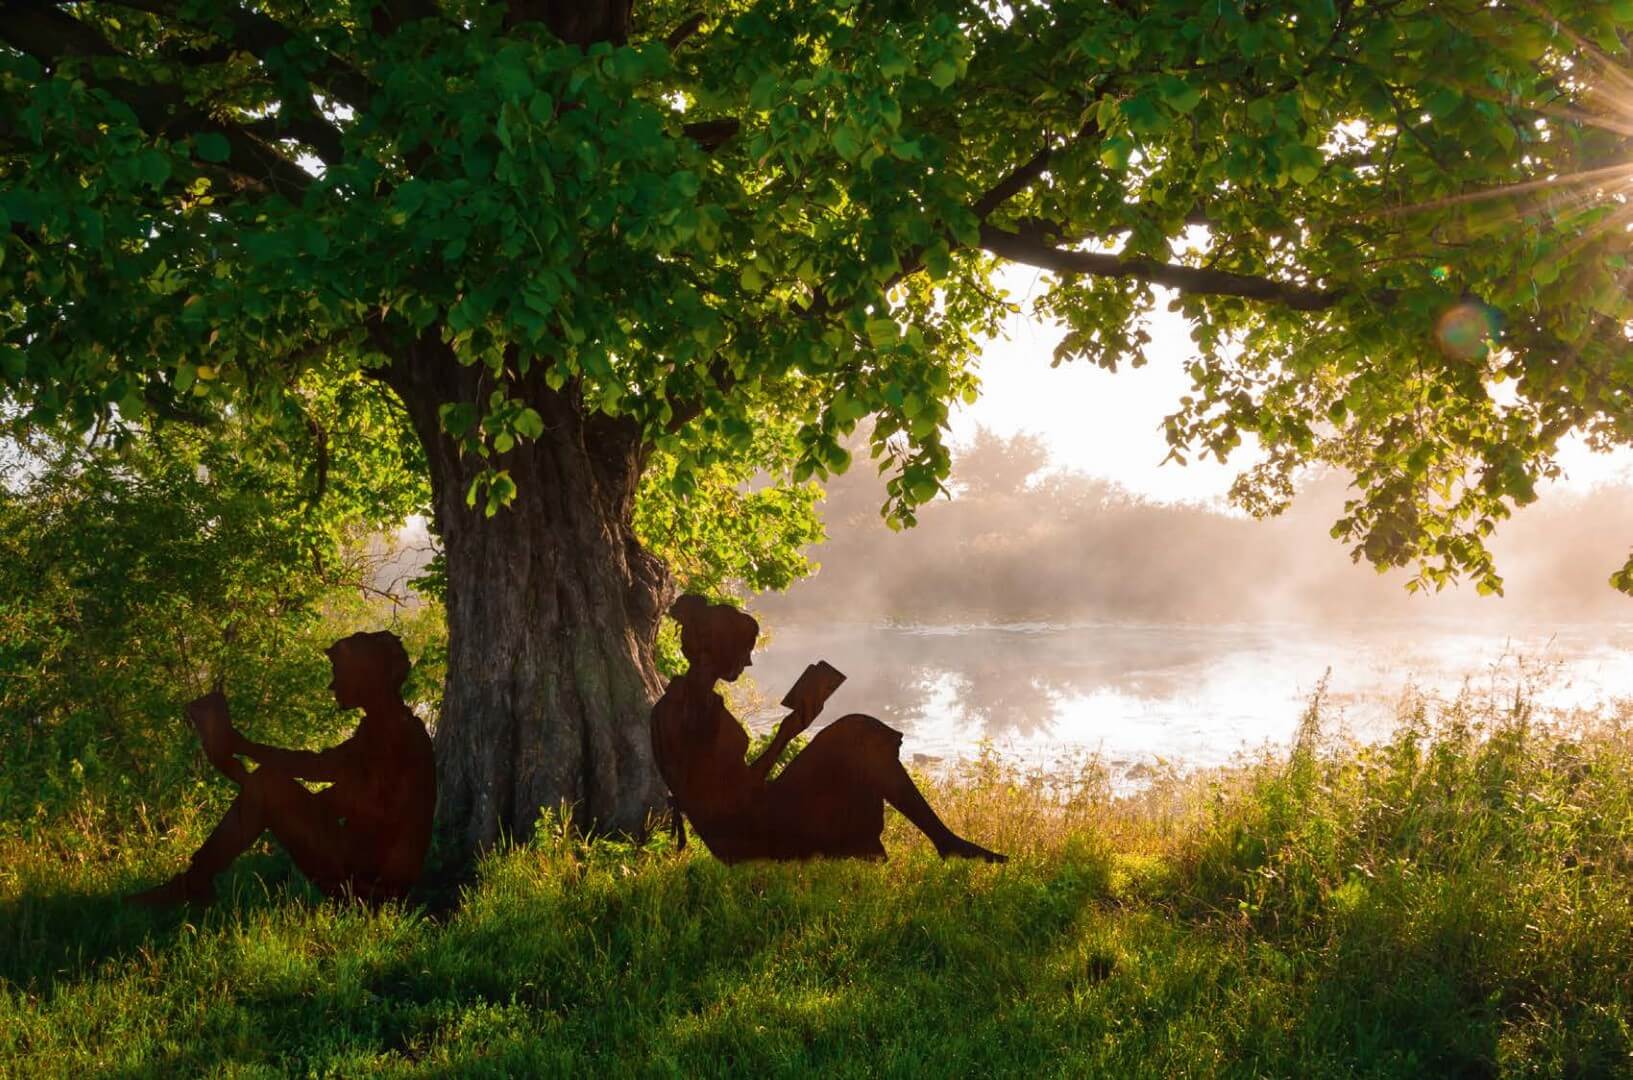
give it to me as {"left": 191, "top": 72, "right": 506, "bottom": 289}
{"left": 129, "top": 631, "right": 436, "bottom": 906}
{"left": 652, "top": 595, "right": 1005, "bottom": 864}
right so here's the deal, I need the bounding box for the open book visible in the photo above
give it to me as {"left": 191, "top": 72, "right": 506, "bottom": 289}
{"left": 780, "top": 660, "right": 847, "bottom": 713}
{"left": 187, "top": 690, "right": 234, "bottom": 765}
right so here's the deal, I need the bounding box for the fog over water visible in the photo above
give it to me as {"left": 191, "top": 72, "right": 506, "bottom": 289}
{"left": 745, "top": 429, "right": 1633, "bottom": 773}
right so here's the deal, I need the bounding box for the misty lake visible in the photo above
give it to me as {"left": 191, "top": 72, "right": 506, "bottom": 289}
{"left": 744, "top": 620, "right": 1633, "bottom": 777}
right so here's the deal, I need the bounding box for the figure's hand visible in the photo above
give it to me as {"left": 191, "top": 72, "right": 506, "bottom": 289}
{"left": 803, "top": 678, "right": 836, "bottom": 721}
{"left": 783, "top": 693, "right": 820, "bottom": 734}
{"left": 186, "top": 691, "right": 237, "bottom": 768}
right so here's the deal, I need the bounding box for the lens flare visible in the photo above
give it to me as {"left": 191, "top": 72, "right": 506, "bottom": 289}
{"left": 1434, "top": 300, "right": 1503, "bottom": 361}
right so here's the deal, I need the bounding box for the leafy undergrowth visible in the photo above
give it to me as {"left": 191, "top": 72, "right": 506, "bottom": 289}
{"left": 3, "top": 691, "right": 1631, "bottom": 1078}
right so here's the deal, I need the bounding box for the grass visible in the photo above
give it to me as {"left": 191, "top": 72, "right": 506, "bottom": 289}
{"left": 3, "top": 687, "right": 1632, "bottom": 1078}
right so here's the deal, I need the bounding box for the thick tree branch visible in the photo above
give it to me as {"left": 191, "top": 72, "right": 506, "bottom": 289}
{"left": 370, "top": 0, "right": 442, "bottom": 37}
{"left": 504, "top": 0, "right": 632, "bottom": 44}
{"left": 665, "top": 12, "right": 705, "bottom": 50}
{"left": 660, "top": 359, "right": 738, "bottom": 437}
{"left": 303, "top": 407, "right": 330, "bottom": 510}
{"left": 682, "top": 118, "right": 740, "bottom": 152}
{"left": 978, "top": 224, "right": 1342, "bottom": 311}
{"left": 3, "top": 2, "right": 121, "bottom": 61}
{"left": 108, "top": 0, "right": 375, "bottom": 112}
{"left": 1, "top": 3, "right": 315, "bottom": 194}
{"left": 243, "top": 115, "right": 345, "bottom": 170}
{"left": 971, "top": 142, "right": 1058, "bottom": 220}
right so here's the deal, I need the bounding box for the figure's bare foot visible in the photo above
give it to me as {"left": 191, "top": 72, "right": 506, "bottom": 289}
{"left": 937, "top": 836, "right": 1008, "bottom": 864}
{"left": 126, "top": 872, "right": 215, "bottom": 908}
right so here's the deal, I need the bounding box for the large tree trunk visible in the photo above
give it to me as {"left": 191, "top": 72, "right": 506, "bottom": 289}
{"left": 387, "top": 334, "right": 670, "bottom": 860}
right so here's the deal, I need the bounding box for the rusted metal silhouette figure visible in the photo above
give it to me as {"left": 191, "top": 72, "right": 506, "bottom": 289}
{"left": 652, "top": 595, "right": 1006, "bottom": 864}
{"left": 128, "top": 631, "right": 436, "bottom": 906}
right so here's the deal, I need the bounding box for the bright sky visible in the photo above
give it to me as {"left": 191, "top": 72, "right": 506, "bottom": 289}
{"left": 952, "top": 267, "right": 1633, "bottom": 503}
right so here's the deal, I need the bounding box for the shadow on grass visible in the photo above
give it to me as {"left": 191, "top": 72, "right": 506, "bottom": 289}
{"left": 118, "top": 851, "right": 1118, "bottom": 1075}
{"left": 7, "top": 844, "right": 1629, "bottom": 1077}
{"left": 1, "top": 836, "right": 483, "bottom": 998}
{"left": 1, "top": 850, "right": 324, "bottom": 994}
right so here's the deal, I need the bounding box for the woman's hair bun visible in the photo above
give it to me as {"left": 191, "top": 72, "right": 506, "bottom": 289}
{"left": 668, "top": 593, "right": 711, "bottom": 627}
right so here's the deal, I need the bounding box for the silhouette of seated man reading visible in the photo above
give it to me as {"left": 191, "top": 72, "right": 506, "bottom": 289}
{"left": 130, "top": 631, "right": 436, "bottom": 906}
{"left": 652, "top": 594, "right": 1005, "bottom": 864}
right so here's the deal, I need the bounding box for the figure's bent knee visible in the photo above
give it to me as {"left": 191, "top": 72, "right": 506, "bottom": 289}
{"left": 823, "top": 713, "right": 904, "bottom": 750}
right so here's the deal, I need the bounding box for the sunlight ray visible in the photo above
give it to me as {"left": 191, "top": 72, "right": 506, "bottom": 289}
{"left": 1550, "top": 196, "right": 1633, "bottom": 266}
{"left": 1427, "top": 175, "right": 1633, "bottom": 244}
{"left": 1525, "top": 100, "right": 1633, "bottom": 141}
{"left": 1512, "top": 0, "right": 1633, "bottom": 98}
{"left": 1370, "top": 162, "right": 1633, "bottom": 221}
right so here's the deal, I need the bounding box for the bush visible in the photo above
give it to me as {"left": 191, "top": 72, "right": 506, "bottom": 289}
{"left": 0, "top": 422, "right": 440, "bottom": 836}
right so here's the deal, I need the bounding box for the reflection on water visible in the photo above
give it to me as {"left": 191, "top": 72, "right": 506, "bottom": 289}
{"left": 744, "top": 621, "right": 1633, "bottom": 774}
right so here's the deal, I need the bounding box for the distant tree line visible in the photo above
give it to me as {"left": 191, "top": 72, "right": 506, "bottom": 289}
{"left": 759, "top": 427, "right": 1633, "bottom": 624}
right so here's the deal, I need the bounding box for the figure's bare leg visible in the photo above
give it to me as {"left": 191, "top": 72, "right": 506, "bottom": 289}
{"left": 793, "top": 715, "right": 1006, "bottom": 863}
{"left": 128, "top": 767, "right": 345, "bottom": 906}
{"left": 870, "top": 757, "right": 1006, "bottom": 863}
{"left": 209, "top": 751, "right": 251, "bottom": 785}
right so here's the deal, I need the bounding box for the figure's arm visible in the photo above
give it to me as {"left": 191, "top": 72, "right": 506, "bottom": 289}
{"left": 187, "top": 690, "right": 355, "bottom": 783}
{"left": 233, "top": 734, "right": 353, "bottom": 782}
{"left": 747, "top": 705, "right": 813, "bottom": 782}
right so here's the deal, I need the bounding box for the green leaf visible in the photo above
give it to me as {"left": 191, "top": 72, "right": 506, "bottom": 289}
{"left": 485, "top": 471, "right": 517, "bottom": 516}
{"left": 1119, "top": 94, "right": 1165, "bottom": 136}
{"left": 865, "top": 318, "right": 898, "bottom": 348}
{"left": 1280, "top": 143, "right": 1324, "bottom": 186}
{"left": 907, "top": 476, "right": 939, "bottom": 504}
{"left": 439, "top": 402, "right": 477, "bottom": 438}
{"left": 395, "top": 180, "right": 429, "bottom": 216}
{"left": 831, "top": 124, "right": 864, "bottom": 161}
{"left": 878, "top": 41, "right": 911, "bottom": 79}
{"left": 0, "top": 346, "right": 24, "bottom": 382}
{"left": 1099, "top": 136, "right": 1133, "bottom": 170}
{"left": 926, "top": 243, "right": 952, "bottom": 282}
{"left": 749, "top": 73, "right": 781, "bottom": 110}
{"left": 138, "top": 151, "right": 171, "bottom": 189}
{"left": 929, "top": 59, "right": 958, "bottom": 89}
{"left": 1157, "top": 76, "right": 1202, "bottom": 116}
{"left": 515, "top": 407, "right": 545, "bottom": 439}
{"left": 193, "top": 133, "right": 231, "bottom": 163}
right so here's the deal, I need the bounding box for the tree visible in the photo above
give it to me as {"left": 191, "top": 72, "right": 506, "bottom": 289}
{"left": 4, "top": 0, "right": 1630, "bottom": 860}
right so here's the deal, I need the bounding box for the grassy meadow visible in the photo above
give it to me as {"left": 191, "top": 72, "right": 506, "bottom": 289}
{"left": 3, "top": 688, "right": 1632, "bottom": 1078}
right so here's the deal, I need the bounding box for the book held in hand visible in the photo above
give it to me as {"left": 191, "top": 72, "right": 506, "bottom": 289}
{"left": 780, "top": 660, "right": 847, "bottom": 713}
{"left": 187, "top": 691, "right": 234, "bottom": 765}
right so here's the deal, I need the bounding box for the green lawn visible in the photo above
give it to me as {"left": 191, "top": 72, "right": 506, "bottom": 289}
{"left": 4, "top": 695, "right": 1631, "bottom": 1077}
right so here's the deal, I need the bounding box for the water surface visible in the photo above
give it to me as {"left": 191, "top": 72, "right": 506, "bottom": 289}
{"left": 744, "top": 620, "right": 1633, "bottom": 775}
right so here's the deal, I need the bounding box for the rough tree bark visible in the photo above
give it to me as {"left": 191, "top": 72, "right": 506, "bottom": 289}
{"left": 385, "top": 332, "right": 670, "bottom": 858}
{"left": 371, "top": 0, "right": 664, "bottom": 863}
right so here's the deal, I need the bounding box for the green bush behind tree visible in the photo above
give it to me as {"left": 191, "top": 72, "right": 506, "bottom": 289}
{"left": 0, "top": 389, "right": 435, "bottom": 831}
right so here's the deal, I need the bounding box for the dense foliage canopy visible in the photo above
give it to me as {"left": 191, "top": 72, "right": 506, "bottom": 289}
{"left": 2, "top": 1, "right": 1629, "bottom": 589}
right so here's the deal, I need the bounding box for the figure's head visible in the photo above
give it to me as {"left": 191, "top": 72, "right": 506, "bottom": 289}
{"left": 669, "top": 594, "right": 758, "bottom": 681}
{"left": 326, "top": 630, "right": 412, "bottom": 709}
